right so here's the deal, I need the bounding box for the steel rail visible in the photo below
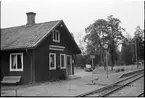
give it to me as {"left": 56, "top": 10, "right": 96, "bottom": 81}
{"left": 76, "top": 71, "right": 144, "bottom": 97}
{"left": 99, "top": 74, "right": 144, "bottom": 97}
{"left": 137, "top": 92, "right": 144, "bottom": 97}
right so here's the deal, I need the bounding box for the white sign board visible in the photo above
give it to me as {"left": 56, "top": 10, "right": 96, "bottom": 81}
{"left": 104, "top": 44, "right": 108, "bottom": 49}
{"left": 90, "top": 55, "right": 95, "bottom": 59}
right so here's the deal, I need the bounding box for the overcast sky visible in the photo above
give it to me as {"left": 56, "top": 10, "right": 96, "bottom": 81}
{"left": 1, "top": 0, "right": 144, "bottom": 44}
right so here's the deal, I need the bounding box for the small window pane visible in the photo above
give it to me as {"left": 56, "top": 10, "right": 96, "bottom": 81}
{"left": 17, "top": 55, "right": 22, "bottom": 69}
{"left": 53, "top": 32, "right": 56, "bottom": 40}
{"left": 56, "top": 32, "right": 59, "bottom": 41}
{"left": 12, "top": 55, "right": 16, "bottom": 69}
{"left": 50, "top": 54, "right": 55, "bottom": 67}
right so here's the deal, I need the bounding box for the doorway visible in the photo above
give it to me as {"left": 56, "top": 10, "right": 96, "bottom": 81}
{"left": 66, "top": 55, "right": 72, "bottom": 75}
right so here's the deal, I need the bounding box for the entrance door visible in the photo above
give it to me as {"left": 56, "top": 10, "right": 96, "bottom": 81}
{"left": 66, "top": 55, "right": 72, "bottom": 75}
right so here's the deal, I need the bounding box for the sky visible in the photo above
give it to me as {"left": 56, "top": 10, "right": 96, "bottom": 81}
{"left": 1, "top": 0, "right": 144, "bottom": 45}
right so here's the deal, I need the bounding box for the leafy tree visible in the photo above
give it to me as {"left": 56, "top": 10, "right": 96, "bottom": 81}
{"left": 75, "top": 54, "right": 86, "bottom": 68}
{"left": 121, "top": 26, "right": 144, "bottom": 66}
{"left": 133, "top": 26, "right": 144, "bottom": 62}
{"left": 121, "top": 33, "right": 135, "bottom": 65}
{"left": 121, "top": 40, "right": 134, "bottom": 65}
{"left": 84, "top": 15, "right": 125, "bottom": 70}
{"left": 70, "top": 32, "right": 75, "bottom": 39}
{"left": 116, "top": 49, "right": 122, "bottom": 65}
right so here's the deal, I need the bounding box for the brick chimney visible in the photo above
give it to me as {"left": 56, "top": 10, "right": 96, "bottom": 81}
{"left": 26, "top": 12, "right": 36, "bottom": 25}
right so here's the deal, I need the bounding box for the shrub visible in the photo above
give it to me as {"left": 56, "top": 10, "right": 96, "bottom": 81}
{"left": 121, "top": 68, "right": 125, "bottom": 71}
{"left": 59, "top": 73, "right": 66, "bottom": 80}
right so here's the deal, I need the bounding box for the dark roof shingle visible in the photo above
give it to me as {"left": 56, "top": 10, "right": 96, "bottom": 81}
{"left": 1, "top": 20, "right": 61, "bottom": 50}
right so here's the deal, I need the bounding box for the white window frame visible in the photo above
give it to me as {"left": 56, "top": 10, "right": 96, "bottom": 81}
{"left": 53, "top": 30, "right": 60, "bottom": 42}
{"left": 60, "top": 54, "right": 66, "bottom": 69}
{"left": 49, "top": 45, "right": 65, "bottom": 51}
{"left": 49, "top": 53, "right": 56, "bottom": 70}
{"left": 10, "top": 53, "right": 23, "bottom": 71}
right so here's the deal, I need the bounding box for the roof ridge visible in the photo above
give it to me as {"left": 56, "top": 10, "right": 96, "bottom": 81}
{"left": 1, "top": 19, "right": 62, "bottom": 50}
{"left": 1, "top": 20, "right": 62, "bottom": 30}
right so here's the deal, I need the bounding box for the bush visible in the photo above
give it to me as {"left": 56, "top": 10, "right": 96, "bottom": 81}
{"left": 59, "top": 73, "right": 66, "bottom": 80}
{"left": 121, "top": 68, "right": 125, "bottom": 71}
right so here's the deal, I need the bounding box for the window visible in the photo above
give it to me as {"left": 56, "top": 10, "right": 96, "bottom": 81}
{"left": 49, "top": 53, "right": 56, "bottom": 70}
{"left": 10, "top": 53, "right": 23, "bottom": 71}
{"left": 60, "top": 54, "right": 66, "bottom": 69}
{"left": 53, "top": 30, "right": 60, "bottom": 42}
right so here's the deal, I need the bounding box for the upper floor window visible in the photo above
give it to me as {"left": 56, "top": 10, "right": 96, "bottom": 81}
{"left": 53, "top": 30, "right": 60, "bottom": 42}
{"left": 10, "top": 53, "right": 23, "bottom": 71}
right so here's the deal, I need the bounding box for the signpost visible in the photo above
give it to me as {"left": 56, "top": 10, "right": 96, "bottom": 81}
{"left": 135, "top": 37, "right": 138, "bottom": 68}
{"left": 90, "top": 55, "right": 95, "bottom": 84}
{"left": 103, "top": 44, "right": 109, "bottom": 78}
{"left": 105, "top": 50, "right": 109, "bottom": 78}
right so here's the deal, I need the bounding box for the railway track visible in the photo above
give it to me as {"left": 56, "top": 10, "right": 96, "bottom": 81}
{"left": 76, "top": 71, "right": 144, "bottom": 97}
{"left": 137, "top": 92, "right": 144, "bottom": 97}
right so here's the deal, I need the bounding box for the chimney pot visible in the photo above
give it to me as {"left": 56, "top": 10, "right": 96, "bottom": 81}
{"left": 26, "top": 12, "right": 36, "bottom": 25}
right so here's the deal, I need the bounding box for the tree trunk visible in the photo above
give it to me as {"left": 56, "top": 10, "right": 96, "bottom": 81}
{"left": 100, "top": 51, "right": 107, "bottom": 71}
{"left": 102, "top": 61, "right": 106, "bottom": 71}
{"left": 111, "top": 65, "right": 113, "bottom": 70}
{"left": 110, "top": 53, "right": 114, "bottom": 70}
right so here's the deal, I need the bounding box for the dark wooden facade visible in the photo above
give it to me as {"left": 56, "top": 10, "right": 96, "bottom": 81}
{"left": 1, "top": 21, "right": 81, "bottom": 85}
{"left": 1, "top": 50, "right": 32, "bottom": 84}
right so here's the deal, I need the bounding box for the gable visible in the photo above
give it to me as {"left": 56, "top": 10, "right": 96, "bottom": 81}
{"left": 35, "top": 21, "right": 81, "bottom": 54}
{"left": 51, "top": 21, "right": 81, "bottom": 54}
{"left": 61, "top": 21, "right": 81, "bottom": 54}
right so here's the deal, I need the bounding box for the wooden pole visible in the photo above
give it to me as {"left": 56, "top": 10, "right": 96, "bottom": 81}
{"left": 92, "top": 58, "right": 94, "bottom": 83}
{"left": 135, "top": 38, "right": 138, "bottom": 68}
{"left": 105, "top": 50, "right": 108, "bottom": 78}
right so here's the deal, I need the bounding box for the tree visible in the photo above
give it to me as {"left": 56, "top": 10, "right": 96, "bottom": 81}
{"left": 121, "top": 39, "right": 134, "bottom": 65}
{"left": 75, "top": 54, "right": 87, "bottom": 68}
{"left": 84, "top": 15, "right": 125, "bottom": 70}
{"left": 70, "top": 32, "right": 75, "bottom": 39}
{"left": 133, "top": 26, "right": 144, "bottom": 62}
{"left": 121, "top": 33, "right": 135, "bottom": 65}
{"left": 121, "top": 26, "right": 144, "bottom": 66}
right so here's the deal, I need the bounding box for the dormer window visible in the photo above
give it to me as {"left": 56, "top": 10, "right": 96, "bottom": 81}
{"left": 53, "top": 30, "right": 60, "bottom": 42}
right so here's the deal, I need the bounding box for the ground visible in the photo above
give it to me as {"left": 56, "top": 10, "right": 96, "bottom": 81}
{"left": 110, "top": 77, "right": 144, "bottom": 96}
{"left": 1, "top": 65, "right": 144, "bottom": 96}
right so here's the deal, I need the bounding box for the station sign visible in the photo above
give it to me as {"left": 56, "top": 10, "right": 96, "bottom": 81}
{"left": 90, "top": 55, "right": 95, "bottom": 59}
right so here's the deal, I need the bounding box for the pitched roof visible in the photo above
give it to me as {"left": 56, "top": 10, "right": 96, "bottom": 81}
{"left": 1, "top": 20, "right": 61, "bottom": 50}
